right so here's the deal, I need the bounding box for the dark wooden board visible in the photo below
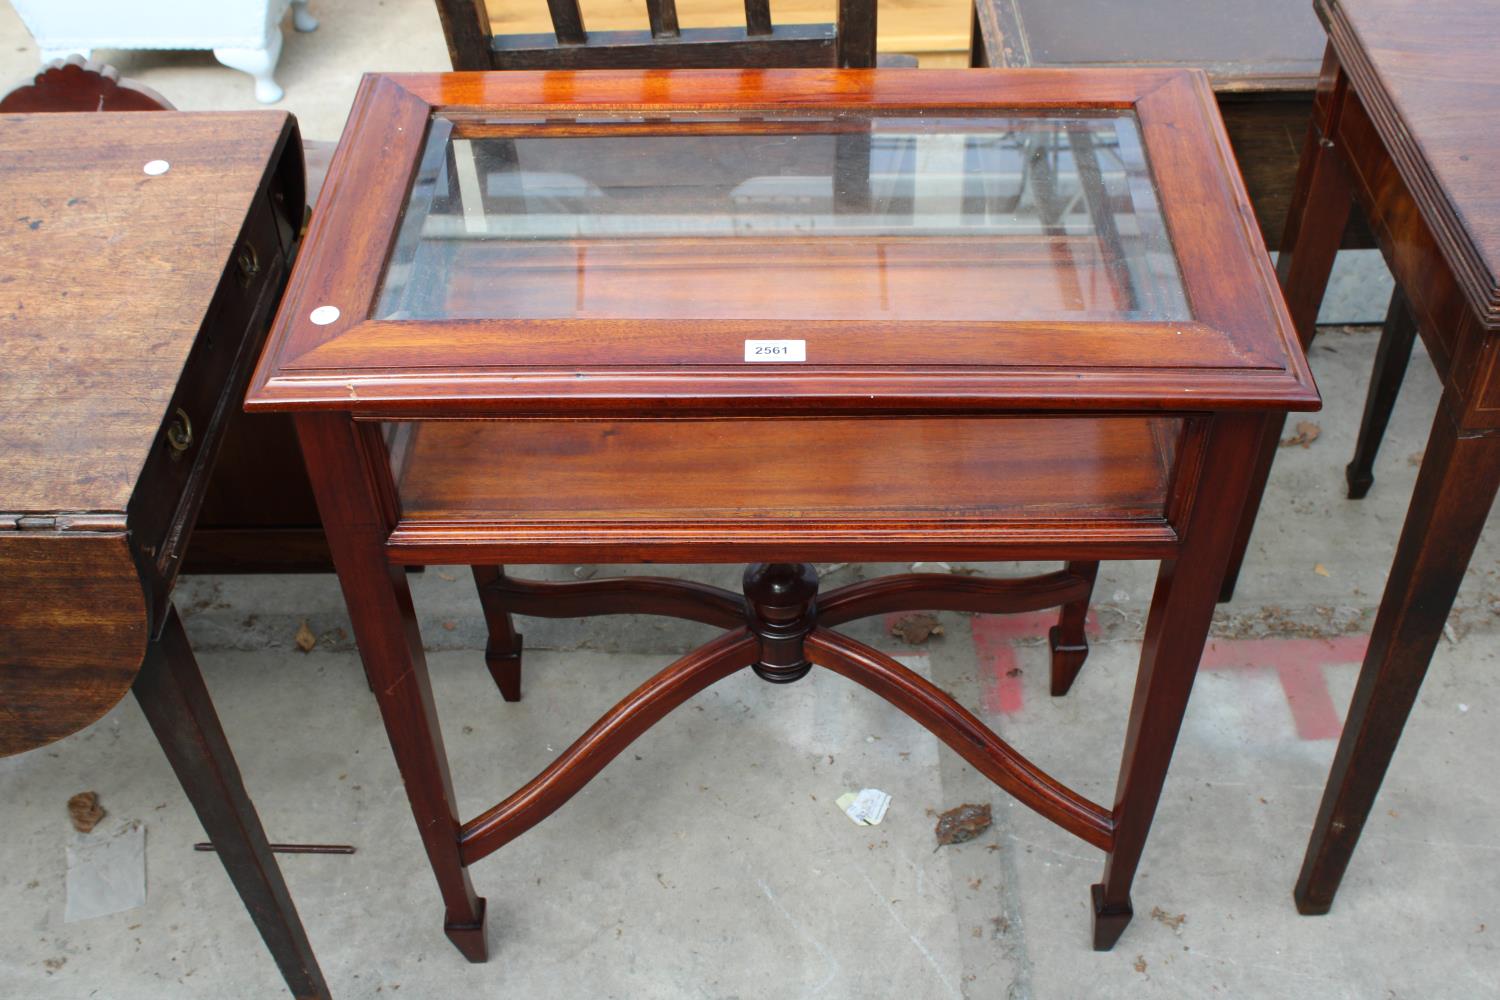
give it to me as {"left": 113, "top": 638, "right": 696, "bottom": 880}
{"left": 0, "top": 533, "right": 146, "bottom": 754}
{"left": 1320, "top": 0, "right": 1500, "bottom": 330}
{"left": 0, "top": 112, "right": 294, "bottom": 515}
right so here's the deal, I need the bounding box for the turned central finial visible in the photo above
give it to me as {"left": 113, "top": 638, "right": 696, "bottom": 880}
{"left": 742, "top": 563, "right": 819, "bottom": 683}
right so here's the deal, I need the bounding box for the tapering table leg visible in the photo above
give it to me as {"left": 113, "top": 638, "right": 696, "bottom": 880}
{"left": 1049, "top": 560, "right": 1098, "bottom": 696}
{"left": 472, "top": 565, "right": 523, "bottom": 701}
{"left": 1220, "top": 100, "right": 1354, "bottom": 602}
{"left": 1094, "top": 413, "right": 1263, "bottom": 950}
{"left": 1296, "top": 398, "right": 1500, "bottom": 913}
{"left": 1345, "top": 287, "right": 1418, "bottom": 500}
{"left": 297, "top": 413, "right": 486, "bottom": 961}
{"left": 133, "top": 605, "right": 331, "bottom": 1000}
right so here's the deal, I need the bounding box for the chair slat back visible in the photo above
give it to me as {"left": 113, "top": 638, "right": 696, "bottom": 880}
{"left": 743, "top": 0, "right": 772, "bottom": 36}
{"left": 434, "top": 0, "right": 881, "bottom": 71}
{"left": 646, "top": 0, "right": 682, "bottom": 37}
{"left": 545, "top": 0, "right": 588, "bottom": 44}
{"left": 835, "top": 0, "right": 877, "bottom": 68}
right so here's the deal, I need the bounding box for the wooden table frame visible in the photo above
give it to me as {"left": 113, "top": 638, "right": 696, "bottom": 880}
{"left": 0, "top": 110, "right": 328, "bottom": 998}
{"left": 1222, "top": 5, "right": 1500, "bottom": 914}
{"left": 248, "top": 69, "right": 1317, "bottom": 959}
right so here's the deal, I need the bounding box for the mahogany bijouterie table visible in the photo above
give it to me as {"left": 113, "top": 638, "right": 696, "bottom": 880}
{"left": 245, "top": 68, "right": 1318, "bottom": 959}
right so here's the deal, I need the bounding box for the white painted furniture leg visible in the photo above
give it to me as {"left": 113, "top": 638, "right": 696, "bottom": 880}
{"left": 291, "top": 0, "right": 319, "bottom": 32}
{"left": 213, "top": 27, "right": 284, "bottom": 103}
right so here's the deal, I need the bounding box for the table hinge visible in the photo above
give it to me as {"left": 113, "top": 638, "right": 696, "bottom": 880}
{"left": 1, "top": 512, "right": 128, "bottom": 533}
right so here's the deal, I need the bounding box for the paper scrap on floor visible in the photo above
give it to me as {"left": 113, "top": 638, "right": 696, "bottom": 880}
{"left": 65, "top": 820, "right": 146, "bottom": 923}
{"left": 837, "top": 788, "right": 892, "bottom": 826}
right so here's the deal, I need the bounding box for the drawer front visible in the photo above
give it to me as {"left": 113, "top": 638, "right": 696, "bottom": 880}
{"left": 127, "top": 186, "right": 290, "bottom": 600}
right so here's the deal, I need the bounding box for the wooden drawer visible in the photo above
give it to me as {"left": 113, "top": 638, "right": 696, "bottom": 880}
{"left": 127, "top": 185, "right": 289, "bottom": 599}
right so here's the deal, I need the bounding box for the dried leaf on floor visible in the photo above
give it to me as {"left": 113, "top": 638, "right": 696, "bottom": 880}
{"left": 1313, "top": 563, "right": 1331, "bottom": 577}
{"left": 1280, "top": 421, "right": 1322, "bottom": 448}
{"left": 1150, "top": 906, "right": 1187, "bottom": 931}
{"left": 293, "top": 620, "right": 317, "bottom": 653}
{"left": 934, "top": 802, "right": 992, "bottom": 846}
{"left": 67, "top": 791, "right": 105, "bottom": 833}
{"left": 1133, "top": 955, "right": 1148, "bottom": 974}
{"left": 891, "top": 613, "right": 943, "bottom": 644}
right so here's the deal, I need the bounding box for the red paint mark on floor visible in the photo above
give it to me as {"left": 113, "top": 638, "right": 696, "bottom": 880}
{"left": 970, "top": 611, "right": 1101, "bottom": 716}
{"left": 891, "top": 607, "right": 1360, "bottom": 739}
{"left": 963, "top": 608, "right": 1360, "bottom": 739}
{"left": 1200, "top": 635, "right": 1367, "bottom": 741}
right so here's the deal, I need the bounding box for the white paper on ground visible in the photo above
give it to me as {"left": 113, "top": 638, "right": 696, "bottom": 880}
{"left": 837, "top": 788, "right": 892, "bottom": 826}
{"left": 65, "top": 820, "right": 146, "bottom": 923}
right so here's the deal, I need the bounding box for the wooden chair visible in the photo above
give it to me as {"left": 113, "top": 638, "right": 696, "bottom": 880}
{"left": 432, "top": 0, "right": 892, "bottom": 70}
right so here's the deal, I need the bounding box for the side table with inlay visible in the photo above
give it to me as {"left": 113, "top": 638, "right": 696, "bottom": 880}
{"left": 1220, "top": 0, "right": 1500, "bottom": 915}
{"left": 0, "top": 111, "right": 328, "bottom": 999}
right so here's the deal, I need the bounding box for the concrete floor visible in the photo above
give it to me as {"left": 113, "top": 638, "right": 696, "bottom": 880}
{"left": 3, "top": 2, "right": 1497, "bottom": 998}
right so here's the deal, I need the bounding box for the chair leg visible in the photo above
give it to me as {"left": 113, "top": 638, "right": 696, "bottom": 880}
{"left": 1048, "top": 560, "right": 1099, "bottom": 696}
{"left": 472, "top": 565, "right": 523, "bottom": 702}
{"left": 213, "top": 28, "right": 285, "bottom": 104}
{"left": 291, "top": 0, "right": 320, "bottom": 33}
{"left": 132, "top": 605, "right": 331, "bottom": 999}
{"left": 1346, "top": 287, "right": 1418, "bottom": 499}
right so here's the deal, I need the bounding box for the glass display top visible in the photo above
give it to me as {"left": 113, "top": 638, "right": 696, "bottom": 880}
{"left": 375, "top": 110, "right": 1188, "bottom": 324}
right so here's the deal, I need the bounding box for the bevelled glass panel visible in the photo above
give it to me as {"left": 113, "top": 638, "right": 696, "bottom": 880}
{"left": 376, "top": 111, "right": 1188, "bottom": 323}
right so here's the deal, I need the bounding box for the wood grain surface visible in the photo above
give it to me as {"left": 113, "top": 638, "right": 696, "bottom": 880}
{"left": 1320, "top": 0, "right": 1500, "bottom": 329}
{"left": 383, "top": 415, "right": 1189, "bottom": 563}
{"left": 397, "top": 415, "right": 1180, "bottom": 521}
{"left": 435, "top": 237, "right": 1145, "bottom": 321}
{"left": 0, "top": 112, "right": 293, "bottom": 515}
{"left": 0, "top": 533, "right": 146, "bottom": 755}
{"left": 247, "top": 70, "right": 1317, "bottom": 417}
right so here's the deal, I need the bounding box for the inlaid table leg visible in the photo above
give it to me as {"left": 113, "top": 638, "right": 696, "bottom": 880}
{"left": 132, "top": 605, "right": 331, "bottom": 1000}
{"left": 1345, "top": 287, "right": 1418, "bottom": 500}
{"left": 297, "top": 413, "right": 487, "bottom": 961}
{"left": 1094, "top": 413, "right": 1262, "bottom": 950}
{"left": 1220, "top": 93, "right": 1354, "bottom": 602}
{"left": 472, "top": 565, "right": 524, "bottom": 701}
{"left": 1295, "top": 397, "right": 1500, "bottom": 913}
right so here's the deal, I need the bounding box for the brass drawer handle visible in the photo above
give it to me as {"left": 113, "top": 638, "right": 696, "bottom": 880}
{"left": 166, "top": 407, "right": 193, "bottom": 458}
{"left": 235, "top": 241, "right": 261, "bottom": 287}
